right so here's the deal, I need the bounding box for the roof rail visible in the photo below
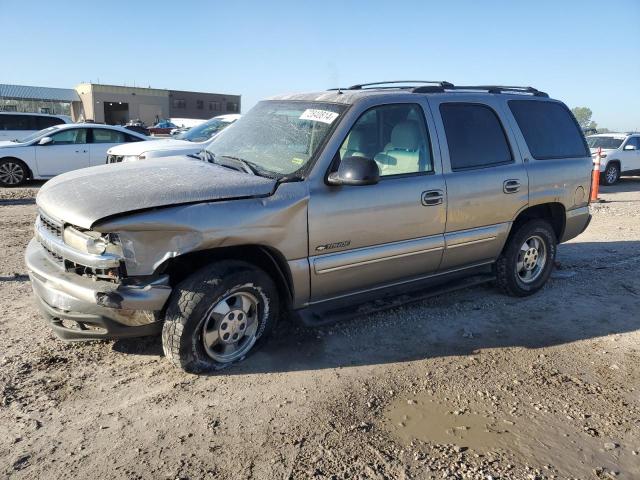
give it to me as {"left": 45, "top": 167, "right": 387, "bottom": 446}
{"left": 329, "top": 81, "right": 549, "bottom": 97}
{"left": 346, "top": 80, "right": 454, "bottom": 90}
{"left": 412, "top": 84, "right": 549, "bottom": 97}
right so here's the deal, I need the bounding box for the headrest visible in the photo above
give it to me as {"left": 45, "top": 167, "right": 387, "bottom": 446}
{"left": 390, "top": 121, "right": 421, "bottom": 150}
{"left": 346, "top": 129, "right": 365, "bottom": 151}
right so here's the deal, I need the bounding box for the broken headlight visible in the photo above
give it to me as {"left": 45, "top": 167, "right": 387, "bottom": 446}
{"left": 63, "top": 227, "right": 123, "bottom": 256}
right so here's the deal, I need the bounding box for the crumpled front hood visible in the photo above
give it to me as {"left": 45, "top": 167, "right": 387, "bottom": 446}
{"left": 36, "top": 157, "right": 277, "bottom": 229}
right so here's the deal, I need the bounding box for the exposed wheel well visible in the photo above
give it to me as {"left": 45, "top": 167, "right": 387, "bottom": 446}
{"left": 157, "top": 245, "right": 294, "bottom": 308}
{"left": 509, "top": 203, "right": 565, "bottom": 245}
{"left": 0, "top": 157, "right": 32, "bottom": 179}
{"left": 605, "top": 159, "right": 621, "bottom": 170}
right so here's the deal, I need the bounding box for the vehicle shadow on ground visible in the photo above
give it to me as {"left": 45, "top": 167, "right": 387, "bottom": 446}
{"left": 599, "top": 176, "right": 640, "bottom": 195}
{"left": 112, "top": 240, "right": 640, "bottom": 374}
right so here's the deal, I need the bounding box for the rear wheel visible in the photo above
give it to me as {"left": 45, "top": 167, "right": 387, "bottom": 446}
{"left": 496, "top": 220, "right": 557, "bottom": 297}
{"left": 0, "top": 159, "right": 28, "bottom": 187}
{"left": 601, "top": 162, "right": 620, "bottom": 185}
{"left": 162, "top": 260, "right": 279, "bottom": 373}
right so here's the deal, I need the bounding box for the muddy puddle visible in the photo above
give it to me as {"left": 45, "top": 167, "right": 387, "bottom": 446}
{"left": 383, "top": 393, "right": 639, "bottom": 478}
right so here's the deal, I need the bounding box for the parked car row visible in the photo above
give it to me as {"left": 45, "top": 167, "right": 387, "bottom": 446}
{"left": 0, "top": 114, "right": 240, "bottom": 186}
{"left": 106, "top": 114, "right": 240, "bottom": 163}
{"left": 0, "top": 124, "right": 147, "bottom": 186}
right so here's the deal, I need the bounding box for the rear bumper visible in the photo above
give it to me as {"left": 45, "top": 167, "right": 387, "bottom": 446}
{"left": 26, "top": 238, "right": 171, "bottom": 341}
{"left": 561, "top": 206, "right": 591, "bottom": 243}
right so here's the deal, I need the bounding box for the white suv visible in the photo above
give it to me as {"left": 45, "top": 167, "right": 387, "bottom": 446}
{"left": 587, "top": 132, "right": 640, "bottom": 185}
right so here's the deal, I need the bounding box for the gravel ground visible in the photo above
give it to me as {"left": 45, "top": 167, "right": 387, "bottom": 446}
{"left": 0, "top": 179, "right": 639, "bottom": 480}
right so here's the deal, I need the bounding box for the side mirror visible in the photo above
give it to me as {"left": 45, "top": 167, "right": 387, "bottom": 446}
{"left": 38, "top": 137, "right": 53, "bottom": 146}
{"left": 623, "top": 144, "right": 637, "bottom": 151}
{"left": 327, "top": 156, "right": 380, "bottom": 186}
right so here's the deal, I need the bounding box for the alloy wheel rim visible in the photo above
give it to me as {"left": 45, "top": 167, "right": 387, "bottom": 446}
{"left": 202, "top": 291, "right": 260, "bottom": 363}
{"left": 606, "top": 166, "right": 617, "bottom": 184}
{"left": 516, "top": 235, "right": 547, "bottom": 284}
{"left": 0, "top": 162, "right": 25, "bottom": 185}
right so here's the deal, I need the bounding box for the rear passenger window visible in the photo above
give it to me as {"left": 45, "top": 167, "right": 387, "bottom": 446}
{"left": 0, "top": 114, "right": 31, "bottom": 130}
{"left": 35, "top": 116, "right": 65, "bottom": 130}
{"left": 92, "top": 129, "right": 125, "bottom": 144}
{"left": 440, "top": 103, "right": 513, "bottom": 170}
{"left": 509, "top": 100, "right": 589, "bottom": 159}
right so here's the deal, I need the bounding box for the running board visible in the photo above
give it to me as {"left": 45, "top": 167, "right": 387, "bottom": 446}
{"left": 297, "top": 273, "right": 495, "bottom": 327}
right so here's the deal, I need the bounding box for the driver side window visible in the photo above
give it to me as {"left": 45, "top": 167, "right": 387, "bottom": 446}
{"left": 338, "top": 104, "right": 433, "bottom": 176}
{"left": 50, "top": 128, "right": 87, "bottom": 145}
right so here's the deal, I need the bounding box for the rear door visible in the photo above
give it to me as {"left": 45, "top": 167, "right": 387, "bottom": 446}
{"left": 308, "top": 102, "right": 447, "bottom": 302}
{"left": 35, "top": 127, "right": 90, "bottom": 176}
{"left": 89, "top": 128, "right": 128, "bottom": 166}
{"left": 428, "top": 97, "right": 528, "bottom": 270}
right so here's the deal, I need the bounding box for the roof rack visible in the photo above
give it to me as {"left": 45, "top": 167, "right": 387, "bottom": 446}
{"left": 330, "top": 81, "right": 548, "bottom": 97}
{"left": 438, "top": 85, "right": 549, "bottom": 97}
{"left": 345, "top": 80, "right": 454, "bottom": 90}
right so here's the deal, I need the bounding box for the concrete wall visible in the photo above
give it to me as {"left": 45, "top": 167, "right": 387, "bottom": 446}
{"left": 75, "top": 84, "right": 170, "bottom": 125}
{"left": 169, "top": 90, "right": 241, "bottom": 120}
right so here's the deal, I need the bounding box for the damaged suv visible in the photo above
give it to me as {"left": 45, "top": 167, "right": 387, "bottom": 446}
{"left": 26, "top": 81, "right": 592, "bottom": 372}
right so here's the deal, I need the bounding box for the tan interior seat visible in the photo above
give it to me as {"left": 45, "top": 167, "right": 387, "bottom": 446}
{"left": 374, "top": 121, "right": 423, "bottom": 175}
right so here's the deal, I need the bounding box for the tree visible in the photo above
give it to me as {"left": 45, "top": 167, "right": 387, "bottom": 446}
{"left": 571, "top": 107, "right": 597, "bottom": 131}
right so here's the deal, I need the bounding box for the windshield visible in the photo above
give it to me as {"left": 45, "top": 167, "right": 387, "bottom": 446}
{"left": 586, "top": 136, "right": 623, "bottom": 149}
{"left": 17, "top": 126, "right": 61, "bottom": 143}
{"left": 176, "top": 118, "right": 235, "bottom": 142}
{"left": 205, "top": 101, "right": 347, "bottom": 176}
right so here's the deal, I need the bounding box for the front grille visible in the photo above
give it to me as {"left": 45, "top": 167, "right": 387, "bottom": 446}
{"left": 107, "top": 154, "right": 123, "bottom": 164}
{"left": 42, "top": 244, "right": 64, "bottom": 265}
{"left": 39, "top": 211, "right": 62, "bottom": 238}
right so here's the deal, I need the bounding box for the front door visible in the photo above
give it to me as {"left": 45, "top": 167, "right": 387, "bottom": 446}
{"left": 35, "top": 127, "right": 90, "bottom": 176}
{"left": 428, "top": 98, "right": 529, "bottom": 270}
{"left": 308, "top": 103, "right": 447, "bottom": 302}
{"left": 621, "top": 136, "right": 640, "bottom": 172}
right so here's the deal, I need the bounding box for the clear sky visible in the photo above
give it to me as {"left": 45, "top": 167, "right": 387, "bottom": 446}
{"left": 1, "top": 0, "right": 638, "bottom": 131}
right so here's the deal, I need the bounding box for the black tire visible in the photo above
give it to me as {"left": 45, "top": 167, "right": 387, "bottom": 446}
{"left": 0, "top": 158, "right": 29, "bottom": 187}
{"left": 495, "top": 220, "right": 557, "bottom": 297}
{"left": 162, "top": 260, "right": 279, "bottom": 373}
{"left": 601, "top": 162, "right": 620, "bottom": 186}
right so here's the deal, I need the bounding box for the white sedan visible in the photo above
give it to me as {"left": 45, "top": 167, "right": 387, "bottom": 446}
{"left": 0, "top": 124, "right": 148, "bottom": 187}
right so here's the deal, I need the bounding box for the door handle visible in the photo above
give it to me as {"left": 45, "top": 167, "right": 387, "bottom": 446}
{"left": 503, "top": 179, "right": 521, "bottom": 194}
{"left": 421, "top": 190, "right": 444, "bottom": 206}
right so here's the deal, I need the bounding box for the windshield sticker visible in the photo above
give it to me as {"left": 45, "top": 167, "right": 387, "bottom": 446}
{"left": 291, "top": 157, "right": 305, "bottom": 165}
{"left": 299, "top": 109, "right": 339, "bottom": 124}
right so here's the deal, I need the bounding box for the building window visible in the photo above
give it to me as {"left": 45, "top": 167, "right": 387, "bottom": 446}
{"left": 196, "top": 100, "right": 204, "bottom": 110}
{"left": 173, "top": 99, "right": 186, "bottom": 109}
{"left": 226, "top": 102, "right": 239, "bottom": 113}
{"left": 209, "top": 101, "right": 221, "bottom": 111}
{"left": 1, "top": 105, "right": 17, "bottom": 112}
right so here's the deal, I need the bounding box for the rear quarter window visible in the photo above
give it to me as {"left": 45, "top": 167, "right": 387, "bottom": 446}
{"left": 509, "top": 100, "right": 589, "bottom": 160}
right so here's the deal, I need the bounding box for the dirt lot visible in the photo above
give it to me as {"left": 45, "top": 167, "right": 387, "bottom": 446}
{"left": 0, "top": 179, "right": 639, "bottom": 480}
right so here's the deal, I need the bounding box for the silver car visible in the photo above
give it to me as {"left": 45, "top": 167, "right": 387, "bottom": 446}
{"left": 26, "top": 81, "right": 592, "bottom": 372}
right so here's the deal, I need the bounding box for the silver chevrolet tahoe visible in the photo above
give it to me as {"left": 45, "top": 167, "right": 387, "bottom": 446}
{"left": 26, "top": 81, "right": 593, "bottom": 372}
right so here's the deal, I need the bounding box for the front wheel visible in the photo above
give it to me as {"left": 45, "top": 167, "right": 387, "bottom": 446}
{"left": 495, "top": 220, "right": 557, "bottom": 297}
{"left": 162, "top": 260, "right": 279, "bottom": 373}
{"left": 0, "top": 159, "right": 28, "bottom": 187}
{"left": 601, "top": 162, "right": 620, "bottom": 186}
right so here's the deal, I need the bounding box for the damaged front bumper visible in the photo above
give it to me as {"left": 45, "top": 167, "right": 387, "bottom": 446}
{"left": 25, "top": 238, "right": 172, "bottom": 341}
